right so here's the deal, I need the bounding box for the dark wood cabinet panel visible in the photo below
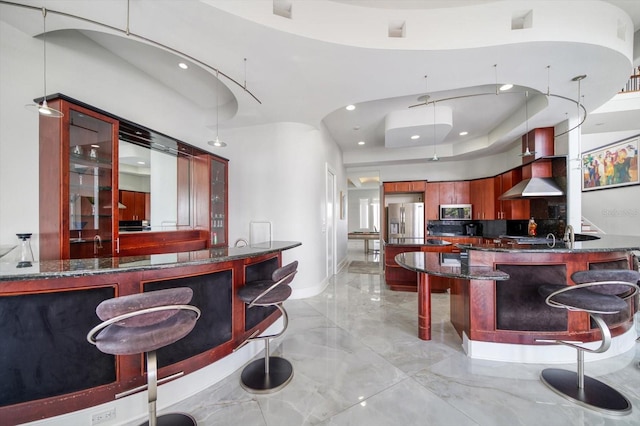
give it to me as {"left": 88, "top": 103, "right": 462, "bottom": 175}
{"left": 426, "top": 182, "right": 440, "bottom": 220}
{"left": 119, "top": 190, "right": 147, "bottom": 221}
{"left": 383, "top": 181, "right": 426, "bottom": 193}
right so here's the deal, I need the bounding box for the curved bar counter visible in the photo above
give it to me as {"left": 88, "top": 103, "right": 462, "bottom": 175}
{"left": 395, "top": 235, "right": 640, "bottom": 363}
{"left": 0, "top": 241, "right": 301, "bottom": 425}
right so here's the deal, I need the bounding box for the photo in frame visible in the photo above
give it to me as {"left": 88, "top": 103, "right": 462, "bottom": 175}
{"left": 581, "top": 135, "right": 639, "bottom": 191}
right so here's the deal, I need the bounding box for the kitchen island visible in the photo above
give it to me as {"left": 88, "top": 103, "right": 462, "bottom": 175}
{"left": 384, "top": 236, "right": 479, "bottom": 292}
{"left": 0, "top": 241, "right": 301, "bottom": 425}
{"left": 395, "top": 234, "right": 640, "bottom": 363}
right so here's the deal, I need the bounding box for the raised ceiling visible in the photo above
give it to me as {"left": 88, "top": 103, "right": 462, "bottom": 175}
{"left": 2, "top": 0, "right": 639, "bottom": 172}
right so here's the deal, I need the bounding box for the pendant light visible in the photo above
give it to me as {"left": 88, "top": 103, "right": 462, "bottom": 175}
{"left": 431, "top": 100, "right": 439, "bottom": 161}
{"left": 572, "top": 74, "right": 587, "bottom": 169}
{"left": 519, "top": 91, "right": 535, "bottom": 157}
{"left": 25, "top": 8, "right": 63, "bottom": 118}
{"left": 208, "top": 70, "right": 226, "bottom": 147}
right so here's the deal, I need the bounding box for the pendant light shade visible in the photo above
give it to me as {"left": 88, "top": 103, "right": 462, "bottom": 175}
{"left": 25, "top": 8, "right": 63, "bottom": 118}
{"left": 519, "top": 91, "right": 535, "bottom": 157}
{"left": 208, "top": 69, "right": 225, "bottom": 147}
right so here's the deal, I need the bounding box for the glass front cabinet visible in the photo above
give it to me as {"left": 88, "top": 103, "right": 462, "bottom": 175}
{"left": 39, "top": 95, "right": 229, "bottom": 260}
{"left": 210, "top": 156, "right": 228, "bottom": 247}
{"left": 40, "top": 99, "right": 119, "bottom": 260}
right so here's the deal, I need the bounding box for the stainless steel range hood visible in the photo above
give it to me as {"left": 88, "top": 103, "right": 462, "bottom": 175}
{"left": 498, "top": 177, "right": 564, "bottom": 200}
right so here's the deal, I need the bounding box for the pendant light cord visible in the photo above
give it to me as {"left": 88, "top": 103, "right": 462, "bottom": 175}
{"left": 41, "top": 7, "right": 47, "bottom": 97}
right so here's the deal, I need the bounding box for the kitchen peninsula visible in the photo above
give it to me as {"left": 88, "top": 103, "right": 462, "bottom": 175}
{"left": 0, "top": 241, "right": 300, "bottom": 425}
{"left": 395, "top": 235, "right": 640, "bottom": 363}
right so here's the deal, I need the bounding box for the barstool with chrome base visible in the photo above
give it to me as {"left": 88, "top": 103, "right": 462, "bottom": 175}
{"left": 538, "top": 269, "right": 639, "bottom": 416}
{"left": 235, "top": 261, "right": 298, "bottom": 394}
{"left": 87, "top": 287, "right": 201, "bottom": 426}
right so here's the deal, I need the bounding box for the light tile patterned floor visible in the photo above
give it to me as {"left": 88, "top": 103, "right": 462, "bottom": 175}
{"left": 150, "top": 244, "right": 640, "bottom": 425}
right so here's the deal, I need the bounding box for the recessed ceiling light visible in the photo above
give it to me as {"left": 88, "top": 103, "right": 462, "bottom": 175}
{"left": 410, "top": 135, "right": 420, "bottom": 140}
{"left": 178, "top": 62, "right": 188, "bottom": 70}
{"left": 499, "top": 84, "right": 513, "bottom": 91}
{"left": 137, "top": 161, "right": 146, "bottom": 165}
{"left": 358, "top": 141, "right": 365, "bottom": 145}
{"left": 459, "top": 131, "right": 468, "bottom": 136}
{"left": 346, "top": 105, "right": 356, "bottom": 111}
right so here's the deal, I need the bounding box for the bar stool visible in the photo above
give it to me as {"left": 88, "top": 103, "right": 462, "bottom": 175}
{"left": 235, "top": 261, "right": 298, "bottom": 394}
{"left": 538, "top": 269, "right": 640, "bottom": 415}
{"left": 87, "top": 288, "right": 201, "bottom": 426}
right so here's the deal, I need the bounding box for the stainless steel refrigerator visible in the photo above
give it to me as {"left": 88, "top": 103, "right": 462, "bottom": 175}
{"left": 387, "top": 202, "right": 425, "bottom": 239}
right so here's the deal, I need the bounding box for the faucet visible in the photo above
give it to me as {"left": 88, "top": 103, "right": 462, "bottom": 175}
{"left": 94, "top": 235, "right": 103, "bottom": 255}
{"left": 564, "top": 225, "right": 575, "bottom": 246}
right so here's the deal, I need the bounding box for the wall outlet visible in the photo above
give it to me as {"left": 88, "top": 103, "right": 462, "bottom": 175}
{"left": 91, "top": 408, "right": 116, "bottom": 425}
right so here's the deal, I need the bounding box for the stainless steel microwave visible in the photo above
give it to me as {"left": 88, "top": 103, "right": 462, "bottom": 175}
{"left": 440, "top": 204, "right": 472, "bottom": 220}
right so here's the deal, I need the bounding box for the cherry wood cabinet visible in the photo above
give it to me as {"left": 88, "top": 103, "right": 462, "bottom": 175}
{"left": 39, "top": 94, "right": 229, "bottom": 259}
{"left": 470, "top": 177, "right": 496, "bottom": 220}
{"left": 119, "top": 190, "right": 147, "bottom": 221}
{"left": 497, "top": 170, "right": 530, "bottom": 219}
{"left": 383, "top": 181, "right": 426, "bottom": 193}
{"left": 426, "top": 182, "right": 441, "bottom": 220}
{"left": 40, "top": 98, "right": 119, "bottom": 260}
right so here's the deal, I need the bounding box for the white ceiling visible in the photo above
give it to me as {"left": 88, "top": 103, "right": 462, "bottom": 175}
{"left": 3, "top": 0, "right": 640, "bottom": 176}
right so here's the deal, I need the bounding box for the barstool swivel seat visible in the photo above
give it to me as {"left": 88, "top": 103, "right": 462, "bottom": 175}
{"left": 235, "top": 261, "right": 298, "bottom": 394}
{"left": 538, "top": 269, "right": 639, "bottom": 416}
{"left": 87, "top": 287, "right": 201, "bottom": 426}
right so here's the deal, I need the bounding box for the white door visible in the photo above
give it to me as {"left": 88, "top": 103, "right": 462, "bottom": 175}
{"left": 326, "top": 166, "right": 336, "bottom": 277}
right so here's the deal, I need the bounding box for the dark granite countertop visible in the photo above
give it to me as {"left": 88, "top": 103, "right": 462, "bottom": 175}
{"left": 457, "top": 234, "right": 640, "bottom": 253}
{"left": 395, "top": 252, "right": 509, "bottom": 280}
{"left": 0, "top": 241, "right": 301, "bottom": 281}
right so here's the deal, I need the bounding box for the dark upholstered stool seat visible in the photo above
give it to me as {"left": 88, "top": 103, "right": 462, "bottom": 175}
{"left": 537, "top": 269, "right": 640, "bottom": 416}
{"left": 88, "top": 287, "right": 200, "bottom": 426}
{"left": 538, "top": 284, "right": 629, "bottom": 314}
{"left": 236, "top": 261, "right": 298, "bottom": 394}
{"left": 238, "top": 280, "right": 293, "bottom": 306}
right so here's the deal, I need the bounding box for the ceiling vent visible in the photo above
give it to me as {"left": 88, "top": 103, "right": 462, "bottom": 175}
{"left": 273, "top": 0, "right": 293, "bottom": 19}
{"left": 389, "top": 20, "right": 406, "bottom": 38}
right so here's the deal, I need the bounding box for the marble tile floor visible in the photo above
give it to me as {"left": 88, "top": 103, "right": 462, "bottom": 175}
{"left": 146, "top": 247, "right": 640, "bottom": 426}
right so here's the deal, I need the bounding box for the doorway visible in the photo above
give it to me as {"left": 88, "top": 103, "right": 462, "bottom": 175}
{"left": 326, "top": 165, "right": 337, "bottom": 278}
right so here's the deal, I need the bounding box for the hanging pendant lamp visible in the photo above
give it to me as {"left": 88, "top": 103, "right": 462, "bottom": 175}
{"left": 25, "top": 8, "right": 63, "bottom": 118}
{"left": 208, "top": 69, "right": 226, "bottom": 147}
{"left": 519, "top": 91, "right": 535, "bottom": 157}
{"left": 431, "top": 100, "right": 439, "bottom": 161}
{"left": 572, "top": 74, "right": 587, "bottom": 169}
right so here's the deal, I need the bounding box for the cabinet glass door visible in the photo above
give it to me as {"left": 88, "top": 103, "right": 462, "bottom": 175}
{"left": 211, "top": 158, "right": 227, "bottom": 246}
{"left": 68, "top": 109, "right": 116, "bottom": 258}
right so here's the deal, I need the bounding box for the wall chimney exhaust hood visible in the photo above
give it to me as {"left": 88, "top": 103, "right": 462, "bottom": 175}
{"left": 499, "top": 177, "right": 564, "bottom": 200}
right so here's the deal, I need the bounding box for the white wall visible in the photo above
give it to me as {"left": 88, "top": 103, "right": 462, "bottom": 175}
{"left": 0, "top": 20, "right": 346, "bottom": 294}
{"left": 221, "top": 121, "right": 347, "bottom": 296}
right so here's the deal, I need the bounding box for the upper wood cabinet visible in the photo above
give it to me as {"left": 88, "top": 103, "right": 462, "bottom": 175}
{"left": 426, "top": 182, "right": 441, "bottom": 220}
{"left": 383, "top": 181, "right": 426, "bottom": 193}
{"left": 437, "top": 181, "right": 470, "bottom": 205}
{"left": 470, "top": 177, "right": 495, "bottom": 220}
{"left": 497, "top": 170, "right": 530, "bottom": 219}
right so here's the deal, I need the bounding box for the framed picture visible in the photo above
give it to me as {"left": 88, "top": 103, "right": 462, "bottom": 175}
{"left": 339, "top": 191, "right": 346, "bottom": 220}
{"left": 581, "top": 135, "right": 639, "bottom": 191}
